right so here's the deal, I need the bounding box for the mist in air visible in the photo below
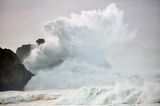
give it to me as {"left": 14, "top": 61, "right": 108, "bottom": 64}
{"left": 21, "top": 4, "right": 160, "bottom": 103}
{"left": 0, "top": 1, "right": 160, "bottom": 105}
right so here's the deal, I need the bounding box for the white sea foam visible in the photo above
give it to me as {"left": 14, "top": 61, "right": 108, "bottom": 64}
{"left": 1, "top": 83, "right": 160, "bottom": 105}
{"left": 21, "top": 3, "right": 160, "bottom": 104}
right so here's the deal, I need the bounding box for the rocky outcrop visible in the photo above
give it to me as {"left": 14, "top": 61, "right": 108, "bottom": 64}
{"left": 16, "top": 38, "right": 45, "bottom": 62}
{"left": 16, "top": 44, "right": 32, "bottom": 62}
{"left": 0, "top": 47, "right": 33, "bottom": 91}
{"left": 36, "top": 38, "right": 45, "bottom": 45}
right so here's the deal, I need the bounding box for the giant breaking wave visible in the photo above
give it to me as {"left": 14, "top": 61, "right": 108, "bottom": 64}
{"left": 22, "top": 4, "right": 160, "bottom": 103}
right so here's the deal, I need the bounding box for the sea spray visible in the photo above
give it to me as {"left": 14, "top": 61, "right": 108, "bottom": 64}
{"left": 22, "top": 3, "right": 160, "bottom": 103}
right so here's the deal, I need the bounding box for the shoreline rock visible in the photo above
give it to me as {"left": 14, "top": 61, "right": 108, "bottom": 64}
{"left": 0, "top": 47, "right": 34, "bottom": 91}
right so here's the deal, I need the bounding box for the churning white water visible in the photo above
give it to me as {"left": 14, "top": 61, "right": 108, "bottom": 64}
{"left": 21, "top": 4, "right": 160, "bottom": 104}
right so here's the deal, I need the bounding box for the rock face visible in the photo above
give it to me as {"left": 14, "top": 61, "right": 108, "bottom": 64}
{"left": 16, "top": 44, "right": 32, "bottom": 62}
{"left": 0, "top": 47, "right": 33, "bottom": 91}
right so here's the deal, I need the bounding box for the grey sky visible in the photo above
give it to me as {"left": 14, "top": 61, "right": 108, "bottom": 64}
{"left": 0, "top": 0, "right": 160, "bottom": 51}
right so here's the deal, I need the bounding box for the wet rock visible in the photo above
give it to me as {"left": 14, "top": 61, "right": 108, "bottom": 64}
{"left": 0, "top": 47, "right": 33, "bottom": 91}
{"left": 36, "top": 38, "right": 45, "bottom": 45}
{"left": 16, "top": 44, "right": 32, "bottom": 62}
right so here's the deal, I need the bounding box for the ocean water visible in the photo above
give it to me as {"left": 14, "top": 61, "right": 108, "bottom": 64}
{"left": 3, "top": 3, "right": 159, "bottom": 105}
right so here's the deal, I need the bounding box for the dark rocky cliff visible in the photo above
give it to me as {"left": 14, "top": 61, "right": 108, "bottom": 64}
{"left": 0, "top": 47, "right": 33, "bottom": 91}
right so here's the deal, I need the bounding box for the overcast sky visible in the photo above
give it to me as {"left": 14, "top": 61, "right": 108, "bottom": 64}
{"left": 0, "top": 0, "right": 160, "bottom": 51}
